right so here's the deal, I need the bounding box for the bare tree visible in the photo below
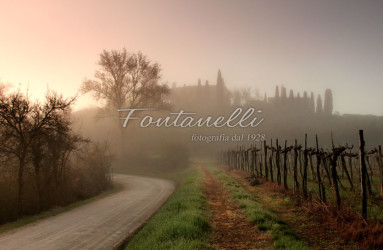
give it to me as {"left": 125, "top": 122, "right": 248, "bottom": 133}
{"left": 76, "top": 141, "right": 114, "bottom": 198}
{"left": 0, "top": 90, "right": 75, "bottom": 214}
{"left": 31, "top": 128, "right": 87, "bottom": 209}
{"left": 81, "top": 49, "right": 170, "bottom": 115}
{"left": 231, "top": 87, "right": 253, "bottom": 107}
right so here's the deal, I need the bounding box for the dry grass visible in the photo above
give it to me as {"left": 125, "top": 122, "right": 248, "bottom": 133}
{"left": 303, "top": 200, "right": 383, "bottom": 248}
{"left": 231, "top": 167, "right": 383, "bottom": 249}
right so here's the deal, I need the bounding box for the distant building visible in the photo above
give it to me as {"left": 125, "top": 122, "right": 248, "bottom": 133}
{"left": 262, "top": 86, "right": 326, "bottom": 116}
{"left": 168, "top": 70, "right": 231, "bottom": 113}
{"left": 168, "top": 74, "right": 331, "bottom": 117}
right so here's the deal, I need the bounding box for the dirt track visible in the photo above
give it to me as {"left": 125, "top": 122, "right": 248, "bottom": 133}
{"left": 202, "top": 167, "right": 272, "bottom": 249}
{"left": 0, "top": 174, "right": 175, "bottom": 250}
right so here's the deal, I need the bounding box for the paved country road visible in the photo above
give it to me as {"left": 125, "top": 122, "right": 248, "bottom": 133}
{"left": 0, "top": 174, "right": 175, "bottom": 250}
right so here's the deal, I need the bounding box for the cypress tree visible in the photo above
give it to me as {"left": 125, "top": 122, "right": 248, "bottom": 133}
{"left": 316, "top": 94, "right": 323, "bottom": 113}
{"left": 324, "top": 89, "right": 333, "bottom": 115}
{"left": 310, "top": 92, "right": 315, "bottom": 113}
{"left": 275, "top": 85, "right": 280, "bottom": 98}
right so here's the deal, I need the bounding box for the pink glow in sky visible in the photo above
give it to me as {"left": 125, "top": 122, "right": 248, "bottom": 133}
{"left": 1, "top": 0, "right": 383, "bottom": 115}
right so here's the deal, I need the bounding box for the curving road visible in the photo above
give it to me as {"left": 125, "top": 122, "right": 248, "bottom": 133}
{"left": 0, "top": 174, "right": 175, "bottom": 250}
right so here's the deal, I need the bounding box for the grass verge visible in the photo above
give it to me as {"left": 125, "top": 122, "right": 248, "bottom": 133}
{"left": 0, "top": 182, "right": 123, "bottom": 235}
{"left": 125, "top": 165, "right": 213, "bottom": 250}
{"left": 207, "top": 164, "right": 311, "bottom": 250}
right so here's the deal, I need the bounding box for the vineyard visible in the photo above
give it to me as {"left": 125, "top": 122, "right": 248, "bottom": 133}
{"left": 219, "top": 130, "right": 383, "bottom": 221}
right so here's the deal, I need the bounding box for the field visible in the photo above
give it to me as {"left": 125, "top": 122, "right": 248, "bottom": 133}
{"left": 127, "top": 158, "right": 383, "bottom": 249}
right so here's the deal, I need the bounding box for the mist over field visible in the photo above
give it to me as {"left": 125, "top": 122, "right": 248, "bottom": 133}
{"left": 1, "top": 3, "right": 383, "bottom": 248}
{"left": 70, "top": 70, "right": 383, "bottom": 177}
{"left": 1, "top": 0, "right": 383, "bottom": 115}
{"left": 1, "top": 0, "right": 382, "bottom": 170}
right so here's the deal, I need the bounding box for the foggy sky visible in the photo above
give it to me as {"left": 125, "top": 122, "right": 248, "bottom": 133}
{"left": 0, "top": 0, "right": 382, "bottom": 115}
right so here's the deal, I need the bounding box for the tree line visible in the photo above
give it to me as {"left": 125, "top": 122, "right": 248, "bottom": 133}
{"left": 0, "top": 47, "right": 183, "bottom": 224}
{"left": 0, "top": 87, "right": 113, "bottom": 224}
{"left": 271, "top": 86, "right": 333, "bottom": 115}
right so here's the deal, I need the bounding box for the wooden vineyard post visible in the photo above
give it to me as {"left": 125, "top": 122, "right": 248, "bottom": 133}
{"left": 303, "top": 134, "right": 308, "bottom": 199}
{"left": 378, "top": 145, "right": 383, "bottom": 197}
{"left": 237, "top": 149, "right": 240, "bottom": 170}
{"left": 341, "top": 155, "right": 354, "bottom": 190}
{"left": 299, "top": 150, "right": 303, "bottom": 177}
{"left": 270, "top": 139, "right": 274, "bottom": 182}
{"left": 240, "top": 146, "right": 243, "bottom": 171}
{"left": 244, "top": 146, "right": 248, "bottom": 172}
{"left": 293, "top": 139, "right": 300, "bottom": 195}
{"left": 323, "top": 157, "right": 332, "bottom": 186}
{"left": 257, "top": 144, "right": 262, "bottom": 177}
{"left": 316, "top": 135, "right": 326, "bottom": 204}
{"left": 359, "top": 130, "right": 367, "bottom": 220}
{"left": 309, "top": 153, "right": 316, "bottom": 181}
{"left": 331, "top": 133, "right": 341, "bottom": 207}
{"left": 250, "top": 145, "right": 255, "bottom": 176}
{"left": 254, "top": 145, "right": 259, "bottom": 177}
{"left": 331, "top": 156, "right": 341, "bottom": 207}
{"left": 264, "top": 141, "right": 268, "bottom": 181}
{"left": 236, "top": 147, "right": 239, "bottom": 170}
{"left": 276, "top": 139, "right": 281, "bottom": 186}
{"left": 365, "top": 156, "right": 373, "bottom": 195}
{"left": 243, "top": 147, "right": 246, "bottom": 172}
{"left": 348, "top": 151, "right": 353, "bottom": 180}
{"left": 234, "top": 148, "right": 237, "bottom": 170}
{"left": 248, "top": 147, "right": 250, "bottom": 173}
{"left": 237, "top": 147, "right": 241, "bottom": 170}
{"left": 242, "top": 146, "right": 246, "bottom": 172}
{"left": 283, "top": 140, "right": 288, "bottom": 190}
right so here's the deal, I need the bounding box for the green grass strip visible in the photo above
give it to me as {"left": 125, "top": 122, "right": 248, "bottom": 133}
{"left": 208, "top": 165, "right": 311, "bottom": 250}
{"left": 126, "top": 166, "right": 213, "bottom": 250}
